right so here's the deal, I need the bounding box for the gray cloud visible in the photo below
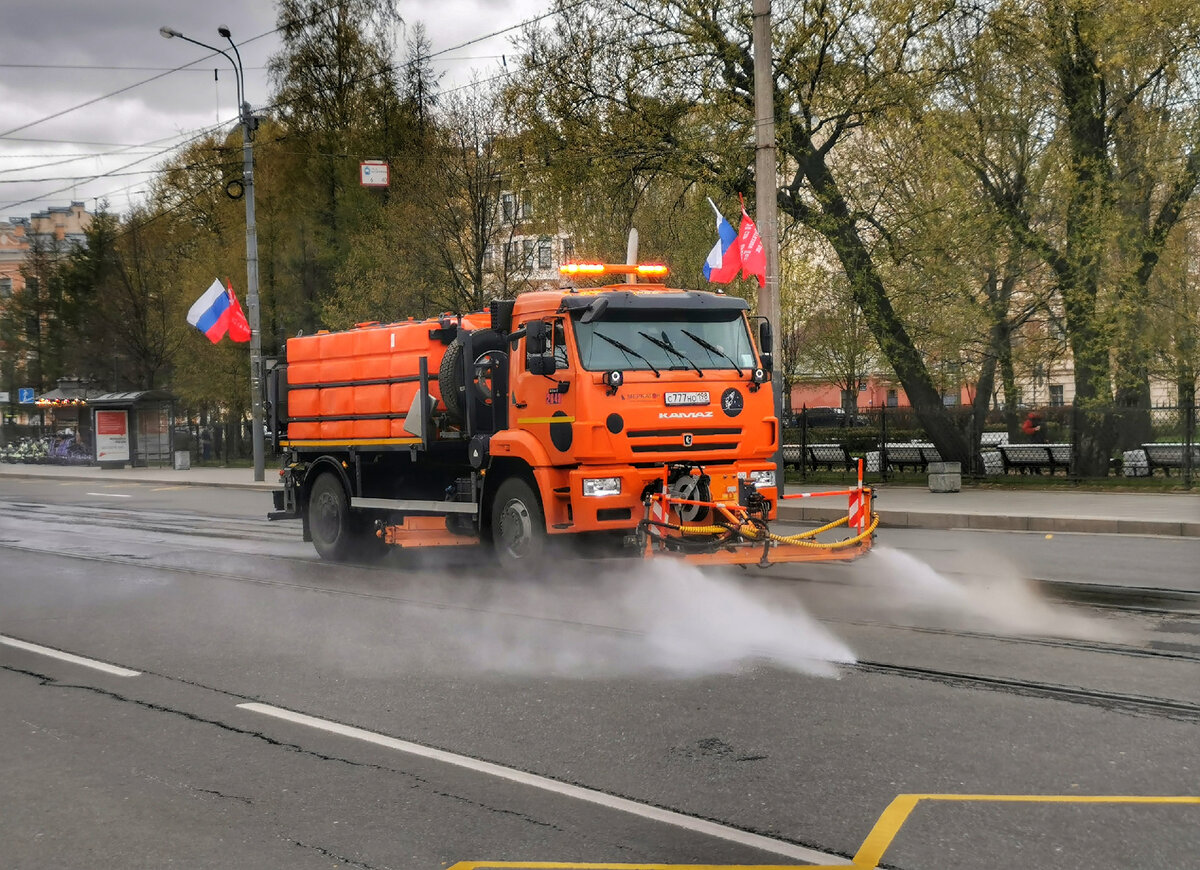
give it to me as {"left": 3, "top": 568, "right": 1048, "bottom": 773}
{"left": 1, "top": 0, "right": 535, "bottom": 216}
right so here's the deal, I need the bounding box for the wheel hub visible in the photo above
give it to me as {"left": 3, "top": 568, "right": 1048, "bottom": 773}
{"left": 498, "top": 498, "right": 533, "bottom": 556}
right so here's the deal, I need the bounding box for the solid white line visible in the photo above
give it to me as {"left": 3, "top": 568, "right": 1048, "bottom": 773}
{"left": 0, "top": 635, "right": 141, "bottom": 677}
{"left": 238, "top": 702, "right": 849, "bottom": 864}
{"left": 86, "top": 492, "right": 132, "bottom": 498}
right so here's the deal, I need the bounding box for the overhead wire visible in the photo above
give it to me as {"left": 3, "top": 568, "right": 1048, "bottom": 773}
{"left": 3, "top": 0, "right": 578, "bottom": 213}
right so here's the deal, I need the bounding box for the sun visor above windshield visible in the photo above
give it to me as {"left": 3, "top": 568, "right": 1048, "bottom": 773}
{"left": 559, "top": 290, "right": 749, "bottom": 318}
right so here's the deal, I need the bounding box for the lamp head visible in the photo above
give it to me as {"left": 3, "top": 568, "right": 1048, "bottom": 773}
{"left": 218, "top": 25, "right": 232, "bottom": 38}
{"left": 159, "top": 26, "right": 181, "bottom": 39}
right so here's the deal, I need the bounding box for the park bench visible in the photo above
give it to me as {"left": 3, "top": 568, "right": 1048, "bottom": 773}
{"left": 881, "top": 442, "right": 941, "bottom": 472}
{"left": 996, "top": 443, "right": 1072, "bottom": 475}
{"left": 807, "top": 443, "right": 854, "bottom": 472}
{"left": 1141, "top": 443, "right": 1200, "bottom": 476}
{"left": 782, "top": 442, "right": 803, "bottom": 470}
{"left": 980, "top": 431, "right": 1009, "bottom": 447}
{"left": 781, "top": 442, "right": 854, "bottom": 472}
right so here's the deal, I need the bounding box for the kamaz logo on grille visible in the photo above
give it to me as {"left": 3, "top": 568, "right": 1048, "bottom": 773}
{"left": 659, "top": 411, "right": 713, "bottom": 419}
{"left": 665, "top": 391, "right": 710, "bottom": 406}
{"left": 683, "top": 433, "right": 694, "bottom": 447}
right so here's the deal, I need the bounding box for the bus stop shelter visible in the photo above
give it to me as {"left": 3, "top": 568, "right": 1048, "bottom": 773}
{"left": 87, "top": 391, "right": 174, "bottom": 468}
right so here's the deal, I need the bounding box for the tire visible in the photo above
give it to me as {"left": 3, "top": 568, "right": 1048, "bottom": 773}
{"left": 439, "top": 328, "right": 507, "bottom": 425}
{"left": 438, "top": 339, "right": 467, "bottom": 421}
{"left": 490, "top": 477, "right": 547, "bottom": 577}
{"left": 308, "top": 472, "right": 355, "bottom": 562}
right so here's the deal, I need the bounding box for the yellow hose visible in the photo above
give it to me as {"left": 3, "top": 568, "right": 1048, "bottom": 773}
{"left": 678, "top": 512, "right": 880, "bottom": 550}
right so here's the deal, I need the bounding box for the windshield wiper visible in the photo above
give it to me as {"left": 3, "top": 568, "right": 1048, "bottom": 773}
{"left": 592, "top": 330, "right": 661, "bottom": 377}
{"left": 680, "top": 329, "right": 743, "bottom": 377}
{"left": 638, "top": 330, "right": 703, "bottom": 376}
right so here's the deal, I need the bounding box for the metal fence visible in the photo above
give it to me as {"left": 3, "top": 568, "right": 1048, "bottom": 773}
{"left": 783, "top": 402, "right": 1196, "bottom": 487}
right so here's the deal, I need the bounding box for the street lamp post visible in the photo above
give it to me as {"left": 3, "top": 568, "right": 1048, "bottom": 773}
{"left": 161, "top": 24, "right": 265, "bottom": 482}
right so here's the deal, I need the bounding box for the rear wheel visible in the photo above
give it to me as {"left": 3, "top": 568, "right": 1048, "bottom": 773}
{"left": 490, "top": 477, "right": 547, "bottom": 577}
{"left": 308, "top": 472, "right": 354, "bottom": 562}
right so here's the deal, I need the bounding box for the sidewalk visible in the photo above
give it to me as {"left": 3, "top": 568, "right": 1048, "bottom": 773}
{"left": 777, "top": 483, "right": 1200, "bottom": 538}
{"left": 0, "top": 462, "right": 1197, "bottom": 537}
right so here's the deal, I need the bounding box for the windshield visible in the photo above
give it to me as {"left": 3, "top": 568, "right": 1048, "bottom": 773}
{"left": 573, "top": 312, "right": 756, "bottom": 373}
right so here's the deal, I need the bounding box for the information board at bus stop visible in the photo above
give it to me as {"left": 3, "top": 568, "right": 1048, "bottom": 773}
{"left": 95, "top": 409, "right": 130, "bottom": 463}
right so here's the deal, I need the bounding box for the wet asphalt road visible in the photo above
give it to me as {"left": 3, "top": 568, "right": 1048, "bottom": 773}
{"left": 1, "top": 476, "right": 1199, "bottom": 870}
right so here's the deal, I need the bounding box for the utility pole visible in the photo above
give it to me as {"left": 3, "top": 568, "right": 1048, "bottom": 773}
{"left": 161, "top": 24, "right": 265, "bottom": 481}
{"left": 752, "top": 0, "right": 783, "bottom": 487}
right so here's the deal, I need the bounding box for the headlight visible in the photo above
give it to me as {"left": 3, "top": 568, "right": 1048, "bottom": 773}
{"left": 750, "top": 470, "right": 775, "bottom": 489}
{"left": 582, "top": 477, "right": 622, "bottom": 497}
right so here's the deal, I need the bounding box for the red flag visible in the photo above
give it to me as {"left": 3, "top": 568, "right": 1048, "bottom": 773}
{"left": 737, "top": 198, "right": 766, "bottom": 288}
{"left": 225, "top": 281, "right": 251, "bottom": 343}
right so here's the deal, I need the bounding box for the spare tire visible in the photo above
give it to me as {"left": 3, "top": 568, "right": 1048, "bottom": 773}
{"left": 438, "top": 328, "right": 507, "bottom": 424}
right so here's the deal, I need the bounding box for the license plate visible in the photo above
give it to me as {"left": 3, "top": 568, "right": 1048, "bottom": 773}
{"left": 665, "top": 391, "right": 710, "bottom": 406}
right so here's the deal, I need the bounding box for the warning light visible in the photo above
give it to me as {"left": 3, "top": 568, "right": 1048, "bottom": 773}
{"left": 559, "top": 262, "right": 670, "bottom": 278}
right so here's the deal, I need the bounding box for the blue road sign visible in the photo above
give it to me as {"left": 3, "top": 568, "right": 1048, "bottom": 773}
{"left": 18, "top": 387, "right": 34, "bottom": 404}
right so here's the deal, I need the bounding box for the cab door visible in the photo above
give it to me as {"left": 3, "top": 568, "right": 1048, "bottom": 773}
{"left": 511, "top": 316, "right": 577, "bottom": 460}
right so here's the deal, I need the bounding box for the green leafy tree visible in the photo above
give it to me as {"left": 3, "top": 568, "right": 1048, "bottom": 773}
{"left": 507, "top": 0, "right": 982, "bottom": 462}
{"left": 955, "top": 0, "right": 1200, "bottom": 470}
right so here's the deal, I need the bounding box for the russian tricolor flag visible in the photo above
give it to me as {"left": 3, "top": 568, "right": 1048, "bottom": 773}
{"left": 187, "top": 278, "right": 250, "bottom": 344}
{"left": 703, "top": 198, "right": 742, "bottom": 283}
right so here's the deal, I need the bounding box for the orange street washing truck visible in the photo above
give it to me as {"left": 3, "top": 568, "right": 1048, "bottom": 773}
{"left": 267, "top": 263, "right": 876, "bottom": 572}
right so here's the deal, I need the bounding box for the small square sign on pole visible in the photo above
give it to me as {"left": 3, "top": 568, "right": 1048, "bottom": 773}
{"left": 360, "top": 160, "right": 390, "bottom": 188}
{"left": 18, "top": 387, "right": 34, "bottom": 404}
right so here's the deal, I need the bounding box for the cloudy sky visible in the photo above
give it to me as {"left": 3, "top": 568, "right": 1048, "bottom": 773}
{"left": 1, "top": 0, "right": 542, "bottom": 221}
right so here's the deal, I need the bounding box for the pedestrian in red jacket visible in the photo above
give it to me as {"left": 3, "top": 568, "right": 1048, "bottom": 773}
{"left": 1022, "top": 412, "right": 1045, "bottom": 443}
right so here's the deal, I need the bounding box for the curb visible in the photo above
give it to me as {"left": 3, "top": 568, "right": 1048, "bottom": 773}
{"left": 0, "top": 469, "right": 276, "bottom": 492}
{"left": 776, "top": 505, "right": 1199, "bottom": 538}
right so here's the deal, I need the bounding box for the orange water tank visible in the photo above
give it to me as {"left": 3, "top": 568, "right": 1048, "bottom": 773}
{"left": 285, "top": 314, "right": 490, "bottom": 441}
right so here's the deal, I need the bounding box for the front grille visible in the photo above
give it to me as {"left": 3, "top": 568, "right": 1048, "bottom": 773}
{"left": 630, "top": 441, "right": 739, "bottom": 453}
{"left": 626, "top": 427, "right": 741, "bottom": 438}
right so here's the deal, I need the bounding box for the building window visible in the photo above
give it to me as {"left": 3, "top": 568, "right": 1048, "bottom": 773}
{"left": 520, "top": 190, "right": 532, "bottom": 219}
{"left": 537, "top": 237, "right": 552, "bottom": 269}
{"left": 561, "top": 237, "right": 574, "bottom": 261}
{"left": 502, "top": 193, "right": 515, "bottom": 222}
{"left": 1049, "top": 384, "right": 1064, "bottom": 407}
{"left": 0, "top": 277, "right": 11, "bottom": 298}
{"left": 483, "top": 247, "right": 494, "bottom": 272}
{"left": 505, "top": 241, "right": 519, "bottom": 267}
{"left": 522, "top": 239, "right": 535, "bottom": 269}
{"left": 886, "top": 389, "right": 898, "bottom": 408}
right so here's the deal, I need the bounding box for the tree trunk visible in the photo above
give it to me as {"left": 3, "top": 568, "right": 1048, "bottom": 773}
{"left": 791, "top": 159, "right": 971, "bottom": 465}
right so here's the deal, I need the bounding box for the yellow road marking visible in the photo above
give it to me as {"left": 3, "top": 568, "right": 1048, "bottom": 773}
{"left": 851, "top": 794, "right": 1200, "bottom": 868}
{"left": 447, "top": 864, "right": 842, "bottom": 870}
{"left": 449, "top": 793, "right": 1200, "bottom": 870}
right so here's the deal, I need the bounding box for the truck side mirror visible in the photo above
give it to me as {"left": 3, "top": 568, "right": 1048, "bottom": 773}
{"left": 758, "top": 319, "right": 773, "bottom": 356}
{"left": 524, "top": 320, "right": 553, "bottom": 373}
{"left": 758, "top": 320, "right": 773, "bottom": 370}
{"left": 526, "top": 320, "right": 548, "bottom": 355}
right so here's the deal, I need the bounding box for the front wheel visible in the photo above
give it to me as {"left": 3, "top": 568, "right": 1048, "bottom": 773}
{"left": 490, "top": 477, "right": 547, "bottom": 577}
